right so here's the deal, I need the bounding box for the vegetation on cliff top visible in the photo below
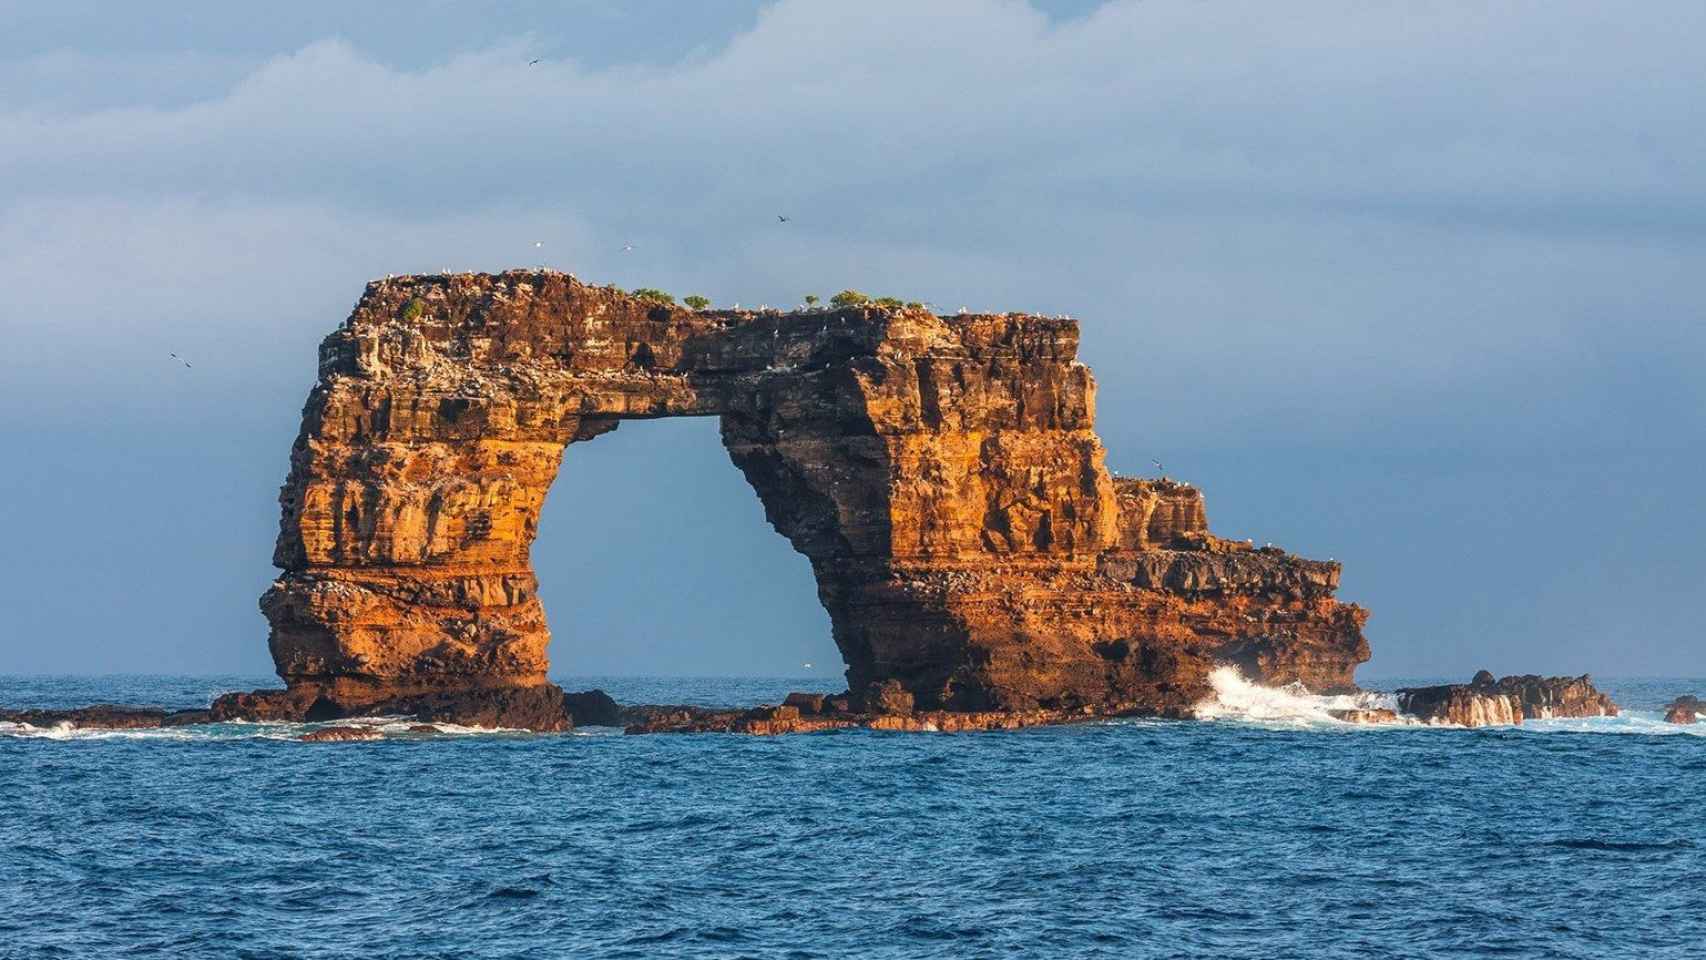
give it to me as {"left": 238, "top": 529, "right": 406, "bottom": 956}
{"left": 630, "top": 288, "right": 676, "bottom": 305}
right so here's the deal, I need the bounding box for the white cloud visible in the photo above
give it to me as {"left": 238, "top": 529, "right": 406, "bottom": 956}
{"left": 2, "top": 0, "right": 1702, "bottom": 432}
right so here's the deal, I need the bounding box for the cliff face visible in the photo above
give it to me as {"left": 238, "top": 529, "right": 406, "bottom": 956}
{"left": 258, "top": 270, "right": 1369, "bottom": 725}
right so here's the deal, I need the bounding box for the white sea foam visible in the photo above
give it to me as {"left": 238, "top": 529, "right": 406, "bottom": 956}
{"left": 1521, "top": 714, "right": 1706, "bottom": 736}
{"left": 1193, "top": 667, "right": 1706, "bottom": 735}
{"left": 0, "top": 714, "right": 537, "bottom": 741}
{"left": 1193, "top": 666, "right": 1404, "bottom": 728}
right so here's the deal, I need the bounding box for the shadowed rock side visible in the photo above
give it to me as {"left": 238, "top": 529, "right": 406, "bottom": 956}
{"left": 232, "top": 270, "right": 1369, "bottom": 728}
{"left": 1397, "top": 671, "right": 1618, "bottom": 726}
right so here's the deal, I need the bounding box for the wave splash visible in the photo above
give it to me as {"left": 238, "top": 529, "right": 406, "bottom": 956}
{"left": 1193, "top": 667, "right": 1706, "bottom": 735}
{"left": 1193, "top": 667, "right": 1401, "bottom": 728}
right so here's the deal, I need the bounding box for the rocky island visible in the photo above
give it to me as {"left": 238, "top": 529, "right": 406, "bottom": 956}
{"left": 0, "top": 271, "right": 1622, "bottom": 734}
{"left": 211, "top": 269, "right": 1373, "bottom": 729}
{"left": 1396, "top": 671, "right": 1618, "bottom": 726}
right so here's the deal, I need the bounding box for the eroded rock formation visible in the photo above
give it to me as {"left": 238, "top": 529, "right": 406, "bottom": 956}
{"left": 243, "top": 270, "right": 1369, "bottom": 728}
{"left": 1397, "top": 671, "right": 1618, "bottom": 727}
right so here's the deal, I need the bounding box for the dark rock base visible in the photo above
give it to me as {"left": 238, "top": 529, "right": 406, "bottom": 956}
{"left": 208, "top": 682, "right": 577, "bottom": 731}
{"left": 1397, "top": 672, "right": 1618, "bottom": 727}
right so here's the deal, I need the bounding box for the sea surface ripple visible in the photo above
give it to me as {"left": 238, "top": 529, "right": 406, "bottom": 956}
{"left": 2, "top": 675, "right": 1702, "bottom": 959}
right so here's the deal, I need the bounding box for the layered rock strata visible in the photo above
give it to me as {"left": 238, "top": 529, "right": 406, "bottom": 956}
{"left": 229, "top": 269, "right": 1368, "bottom": 728}
{"left": 1397, "top": 671, "right": 1618, "bottom": 727}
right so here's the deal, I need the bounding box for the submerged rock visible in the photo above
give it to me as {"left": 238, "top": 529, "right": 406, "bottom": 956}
{"left": 299, "top": 726, "right": 383, "bottom": 742}
{"left": 622, "top": 703, "right": 1090, "bottom": 735}
{"left": 1328, "top": 708, "right": 1399, "bottom": 725}
{"left": 1397, "top": 672, "right": 1617, "bottom": 727}
{"left": 0, "top": 705, "right": 211, "bottom": 730}
{"left": 1663, "top": 696, "right": 1701, "bottom": 725}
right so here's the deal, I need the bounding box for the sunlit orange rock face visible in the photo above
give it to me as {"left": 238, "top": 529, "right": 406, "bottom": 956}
{"left": 262, "top": 270, "right": 1369, "bottom": 725}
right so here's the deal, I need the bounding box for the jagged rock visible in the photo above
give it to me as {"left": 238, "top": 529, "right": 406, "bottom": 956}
{"left": 1492, "top": 674, "right": 1618, "bottom": 720}
{"left": 1397, "top": 686, "right": 1522, "bottom": 727}
{"left": 783, "top": 692, "right": 828, "bottom": 715}
{"left": 861, "top": 680, "right": 915, "bottom": 716}
{"left": 1663, "top": 696, "right": 1701, "bottom": 724}
{"left": 249, "top": 270, "right": 1370, "bottom": 728}
{"left": 1398, "top": 673, "right": 1618, "bottom": 727}
{"left": 563, "top": 689, "right": 623, "bottom": 726}
{"left": 299, "top": 726, "right": 383, "bottom": 742}
{"left": 209, "top": 688, "right": 320, "bottom": 722}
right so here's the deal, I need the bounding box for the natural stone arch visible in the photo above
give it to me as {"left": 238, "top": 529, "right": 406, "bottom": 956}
{"left": 256, "top": 271, "right": 1368, "bottom": 727}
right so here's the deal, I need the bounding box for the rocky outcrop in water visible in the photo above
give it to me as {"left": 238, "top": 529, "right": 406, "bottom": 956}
{"left": 1396, "top": 672, "right": 1618, "bottom": 727}
{"left": 221, "top": 270, "right": 1369, "bottom": 729}
{"left": 298, "top": 725, "right": 383, "bottom": 742}
{"left": 621, "top": 696, "right": 1092, "bottom": 735}
{"left": 1327, "top": 708, "right": 1399, "bottom": 725}
{"left": 210, "top": 683, "right": 574, "bottom": 731}
{"left": 0, "top": 706, "right": 212, "bottom": 729}
{"left": 1663, "top": 696, "right": 1701, "bottom": 724}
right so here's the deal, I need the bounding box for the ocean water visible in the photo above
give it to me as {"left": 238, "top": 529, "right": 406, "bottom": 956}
{"left": 2, "top": 674, "right": 1702, "bottom": 959}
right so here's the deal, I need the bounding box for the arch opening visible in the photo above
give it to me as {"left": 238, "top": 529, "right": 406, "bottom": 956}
{"left": 532, "top": 415, "right": 837, "bottom": 681}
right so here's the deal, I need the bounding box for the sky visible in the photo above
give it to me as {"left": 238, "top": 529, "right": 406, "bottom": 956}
{"left": 1, "top": 1, "right": 1701, "bottom": 682}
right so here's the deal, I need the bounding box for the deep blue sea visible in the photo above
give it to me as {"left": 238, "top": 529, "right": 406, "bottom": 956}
{"left": 2, "top": 674, "right": 1702, "bottom": 960}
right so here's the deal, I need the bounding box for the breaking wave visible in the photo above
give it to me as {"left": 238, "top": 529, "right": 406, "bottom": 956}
{"left": 1193, "top": 667, "right": 1401, "bottom": 727}
{"left": 1193, "top": 667, "right": 1706, "bottom": 735}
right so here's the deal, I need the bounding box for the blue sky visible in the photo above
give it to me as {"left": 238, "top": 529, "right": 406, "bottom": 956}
{"left": 1, "top": 1, "right": 1701, "bottom": 680}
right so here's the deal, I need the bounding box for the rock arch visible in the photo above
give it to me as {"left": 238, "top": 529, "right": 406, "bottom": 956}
{"left": 254, "top": 271, "right": 1367, "bottom": 727}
